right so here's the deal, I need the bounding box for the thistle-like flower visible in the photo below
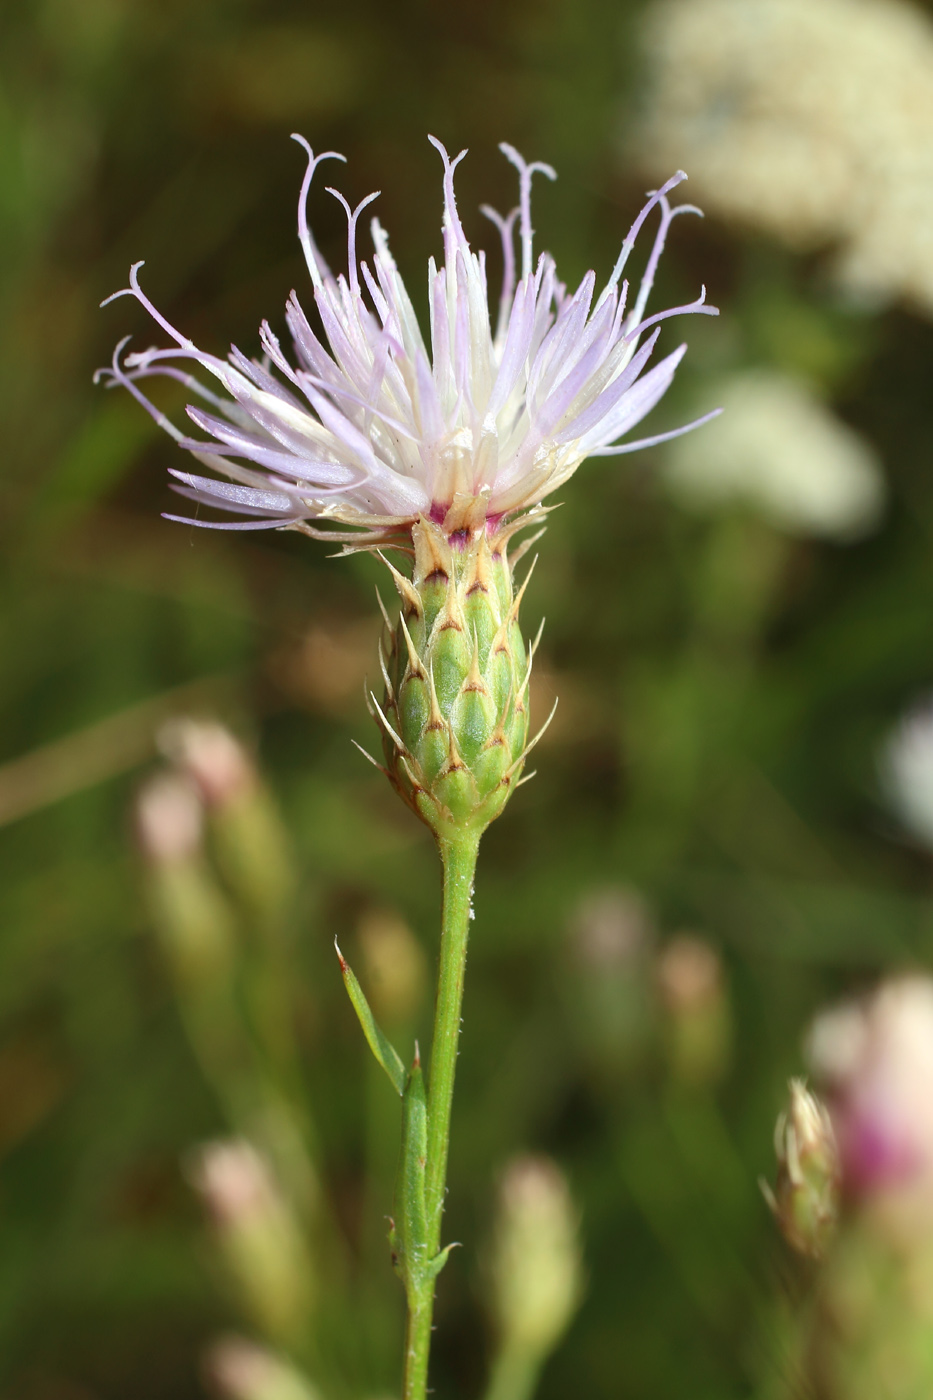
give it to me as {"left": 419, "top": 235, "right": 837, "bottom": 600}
{"left": 100, "top": 137, "right": 717, "bottom": 835}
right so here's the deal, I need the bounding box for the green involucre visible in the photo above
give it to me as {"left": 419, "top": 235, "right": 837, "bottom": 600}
{"left": 375, "top": 517, "right": 536, "bottom": 840}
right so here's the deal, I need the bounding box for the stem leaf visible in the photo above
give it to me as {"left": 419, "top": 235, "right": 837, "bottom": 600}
{"left": 334, "top": 938, "right": 406, "bottom": 1095}
{"left": 399, "top": 1051, "right": 429, "bottom": 1273}
{"left": 395, "top": 1049, "right": 441, "bottom": 1302}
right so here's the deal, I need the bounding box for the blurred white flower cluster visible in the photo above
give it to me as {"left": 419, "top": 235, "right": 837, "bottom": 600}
{"left": 664, "top": 369, "right": 884, "bottom": 539}
{"left": 881, "top": 699, "right": 933, "bottom": 849}
{"left": 636, "top": 0, "right": 933, "bottom": 316}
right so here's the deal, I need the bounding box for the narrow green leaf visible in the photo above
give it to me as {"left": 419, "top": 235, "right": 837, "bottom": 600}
{"left": 334, "top": 938, "right": 406, "bottom": 1095}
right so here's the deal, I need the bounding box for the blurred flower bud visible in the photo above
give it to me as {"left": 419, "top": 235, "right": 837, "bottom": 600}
{"left": 807, "top": 977, "right": 933, "bottom": 1242}
{"left": 488, "top": 1155, "right": 583, "bottom": 1365}
{"left": 204, "top": 1335, "right": 321, "bottom": 1400}
{"left": 159, "top": 717, "right": 294, "bottom": 921}
{"left": 573, "top": 886, "right": 651, "bottom": 968}
{"left": 135, "top": 773, "right": 234, "bottom": 989}
{"left": 880, "top": 698, "right": 933, "bottom": 850}
{"left": 158, "top": 718, "right": 255, "bottom": 808}
{"left": 356, "top": 908, "right": 427, "bottom": 1027}
{"left": 566, "top": 886, "right": 656, "bottom": 1078}
{"left": 765, "top": 1079, "right": 840, "bottom": 1259}
{"left": 657, "top": 934, "right": 731, "bottom": 1086}
{"left": 136, "top": 772, "right": 204, "bottom": 864}
{"left": 189, "top": 1139, "right": 314, "bottom": 1343}
{"left": 665, "top": 371, "right": 885, "bottom": 541}
{"left": 803, "top": 981, "right": 933, "bottom": 1397}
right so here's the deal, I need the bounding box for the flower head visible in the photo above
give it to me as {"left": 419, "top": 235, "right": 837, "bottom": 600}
{"left": 98, "top": 136, "right": 718, "bottom": 547}
{"left": 808, "top": 978, "right": 933, "bottom": 1202}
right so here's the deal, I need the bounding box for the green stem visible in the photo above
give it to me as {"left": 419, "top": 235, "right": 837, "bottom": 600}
{"left": 403, "top": 1290, "right": 434, "bottom": 1400}
{"left": 403, "top": 830, "right": 481, "bottom": 1400}
{"left": 425, "top": 832, "right": 480, "bottom": 1247}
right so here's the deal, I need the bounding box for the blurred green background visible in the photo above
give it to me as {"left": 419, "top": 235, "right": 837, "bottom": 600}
{"left": 4, "top": 0, "right": 933, "bottom": 1396}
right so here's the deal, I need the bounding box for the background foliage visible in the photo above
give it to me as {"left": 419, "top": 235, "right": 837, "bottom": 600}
{"left": 3, "top": 0, "right": 933, "bottom": 1396}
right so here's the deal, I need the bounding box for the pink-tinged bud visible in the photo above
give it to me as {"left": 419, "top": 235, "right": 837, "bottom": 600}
{"left": 190, "top": 1139, "right": 280, "bottom": 1227}
{"left": 807, "top": 977, "right": 933, "bottom": 1233}
{"left": 566, "top": 886, "right": 656, "bottom": 1079}
{"left": 572, "top": 886, "right": 654, "bottom": 970}
{"left": 802, "top": 984, "right": 933, "bottom": 1396}
{"left": 765, "top": 1079, "right": 840, "bottom": 1259}
{"left": 135, "top": 772, "right": 204, "bottom": 863}
{"left": 204, "top": 1335, "right": 321, "bottom": 1400}
{"left": 158, "top": 718, "right": 255, "bottom": 808}
{"left": 488, "top": 1155, "right": 583, "bottom": 1360}
{"left": 136, "top": 774, "right": 234, "bottom": 989}
{"left": 188, "top": 1140, "right": 314, "bottom": 1342}
{"left": 657, "top": 933, "right": 731, "bottom": 1085}
{"left": 160, "top": 717, "right": 294, "bottom": 920}
{"left": 658, "top": 933, "right": 720, "bottom": 1011}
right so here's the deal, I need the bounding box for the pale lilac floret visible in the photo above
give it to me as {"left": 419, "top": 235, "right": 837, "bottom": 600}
{"left": 97, "top": 136, "right": 719, "bottom": 542}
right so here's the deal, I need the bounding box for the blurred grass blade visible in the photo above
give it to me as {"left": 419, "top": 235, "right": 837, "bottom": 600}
{"left": 0, "top": 674, "right": 236, "bottom": 827}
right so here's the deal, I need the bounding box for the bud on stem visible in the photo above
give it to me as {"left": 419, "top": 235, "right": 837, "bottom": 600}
{"left": 764, "top": 1079, "right": 840, "bottom": 1259}
{"left": 204, "top": 1335, "right": 322, "bottom": 1400}
{"left": 485, "top": 1155, "right": 583, "bottom": 1400}
{"left": 189, "top": 1139, "right": 315, "bottom": 1345}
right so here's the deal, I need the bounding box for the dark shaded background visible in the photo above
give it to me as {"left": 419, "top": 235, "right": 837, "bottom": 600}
{"left": 3, "top": 0, "right": 933, "bottom": 1397}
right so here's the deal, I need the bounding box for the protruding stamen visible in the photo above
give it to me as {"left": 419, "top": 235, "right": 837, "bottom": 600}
{"left": 499, "top": 144, "right": 557, "bottom": 285}
{"left": 290, "top": 134, "right": 346, "bottom": 291}
{"left": 428, "top": 135, "right": 470, "bottom": 261}
{"left": 101, "top": 263, "right": 196, "bottom": 353}
{"left": 96, "top": 337, "right": 187, "bottom": 443}
{"left": 588, "top": 406, "right": 724, "bottom": 456}
{"left": 480, "top": 204, "right": 520, "bottom": 345}
{"left": 628, "top": 196, "right": 703, "bottom": 332}
{"left": 604, "top": 171, "right": 687, "bottom": 296}
{"left": 326, "top": 186, "right": 381, "bottom": 297}
{"left": 622, "top": 286, "right": 718, "bottom": 347}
